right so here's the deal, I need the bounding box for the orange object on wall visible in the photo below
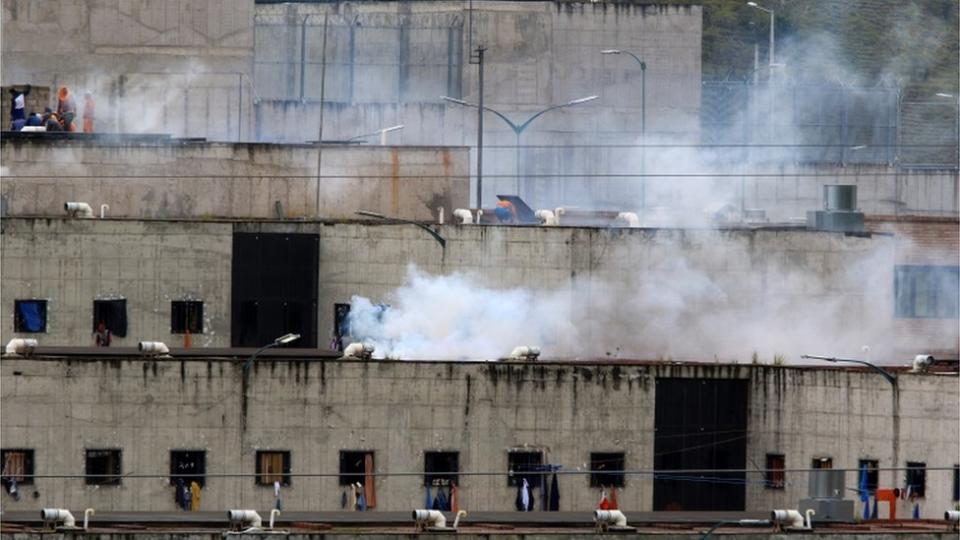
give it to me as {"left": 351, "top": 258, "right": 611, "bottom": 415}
{"left": 875, "top": 488, "right": 899, "bottom": 520}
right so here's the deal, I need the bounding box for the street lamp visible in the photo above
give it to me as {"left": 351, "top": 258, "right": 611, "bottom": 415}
{"left": 441, "top": 95, "right": 598, "bottom": 197}
{"left": 601, "top": 49, "right": 647, "bottom": 136}
{"left": 244, "top": 333, "right": 301, "bottom": 371}
{"left": 802, "top": 354, "right": 900, "bottom": 491}
{"left": 347, "top": 125, "right": 405, "bottom": 145}
{"left": 356, "top": 210, "right": 446, "bottom": 249}
{"left": 746, "top": 2, "right": 775, "bottom": 81}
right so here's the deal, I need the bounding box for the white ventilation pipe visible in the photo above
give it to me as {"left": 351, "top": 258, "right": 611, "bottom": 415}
{"left": 475, "top": 209, "right": 483, "bottom": 224}
{"left": 453, "top": 208, "right": 474, "bottom": 224}
{"left": 804, "top": 509, "right": 815, "bottom": 529}
{"left": 228, "top": 510, "right": 262, "bottom": 529}
{"left": 5, "top": 338, "right": 38, "bottom": 355}
{"left": 342, "top": 342, "right": 375, "bottom": 360}
{"left": 771, "top": 509, "right": 807, "bottom": 530}
{"left": 269, "top": 509, "right": 280, "bottom": 529}
{"left": 554, "top": 207, "right": 568, "bottom": 225}
{"left": 912, "top": 354, "right": 934, "bottom": 372}
{"left": 100, "top": 204, "right": 109, "bottom": 219}
{"left": 437, "top": 207, "right": 445, "bottom": 225}
{"left": 946, "top": 510, "right": 960, "bottom": 521}
{"left": 452, "top": 510, "right": 467, "bottom": 528}
{"left": 510, "top": 346, "right": 541, "bottom": 360}
{"left": 64, "top": 202, "right": 94, "bottom": 218}
{"left": 594, "top": 509, "right": 628, "bottom": 529}
{"left": 138, "top": 341, "right": 170, "bottom": 355}
{"left": 41, "top": 509, "right": 76, "bottom": 528}
{"left": 535, "top": 209, "right": 557, "bottom": 226}
{"left": 83, "top": 508, "right": 95, "bottom": 531}
{"left": 616, "top": 212, "right": 640, "bottom": 227}
{"left": 413, "top": 509, "right": 447, "bottom": 529}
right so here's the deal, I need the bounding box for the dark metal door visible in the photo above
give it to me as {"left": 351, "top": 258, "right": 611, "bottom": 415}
{"left": 653, "top": 378, "right": 748, "bottom": 511}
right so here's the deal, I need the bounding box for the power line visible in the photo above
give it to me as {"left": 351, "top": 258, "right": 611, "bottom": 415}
{"left": 4, "top": 172, "right": 943, "bottom": 179}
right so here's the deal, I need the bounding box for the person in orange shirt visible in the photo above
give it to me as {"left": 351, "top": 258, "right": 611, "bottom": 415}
{"left": 56, "top": 86, "right": 77, "bottom": 132}
{"left": 82, "top": 92, "right": 95, "bottom": 133}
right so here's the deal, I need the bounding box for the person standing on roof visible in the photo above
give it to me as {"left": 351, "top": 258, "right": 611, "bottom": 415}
{"left": 82, "top": 92, "right": 95, "bottom": 133}
{"left": 495, "top": 200, "right": 518, "bottom": 224}
{"left": 57, "top": 86, "right": 77, "bottom": 132}
{"left": 8, "top": 85, "right": 30, "bottom": 131}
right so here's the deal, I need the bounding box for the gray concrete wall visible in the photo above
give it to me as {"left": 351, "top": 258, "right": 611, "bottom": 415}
{"left": 0, "top": 358, "right": 956, "bottom": 516}
{"left": 8, "top": 218, "right": 947, "bottom": 359}
{"left": 252, "top": 1, "right": 702, "bottom": 207}
{"left": 1, "top": 0, "right": 256, "bottom": 140}
{"left": 0, "top": 139, "right": 469, "bottom": 221}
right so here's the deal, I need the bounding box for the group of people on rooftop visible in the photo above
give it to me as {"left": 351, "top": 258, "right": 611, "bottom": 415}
{"left": 8, "top": 85, "right": 95, "bottom": 133}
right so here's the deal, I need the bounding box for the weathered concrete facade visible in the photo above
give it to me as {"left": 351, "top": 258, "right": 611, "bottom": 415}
{"left": 0, "top": 358, "right": 956, "bottom": 516}
{"left": 7, "top": 217, "right": 951, "bottom": 360}
{"left": 0, "top": 139, "right": 469, "bottom": 221}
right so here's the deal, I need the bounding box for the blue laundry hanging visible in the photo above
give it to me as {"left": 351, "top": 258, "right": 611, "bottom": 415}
{"left": 425, "top": 486, "right": 432, "bottom": 509}
{"left": 17, "top": 301, "right": 44, "bottom": 332}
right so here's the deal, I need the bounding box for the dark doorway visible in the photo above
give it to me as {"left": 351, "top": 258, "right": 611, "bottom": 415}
{"left": 653, "top": 378, "right": 748, "bottom": 511}
{"left": 231, "top": 233, "right": 319, "bottom": 347}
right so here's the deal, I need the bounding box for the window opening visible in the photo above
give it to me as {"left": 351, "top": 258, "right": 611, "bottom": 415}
{"left": 905, "top": 462, "right": 926, "bottom": 498}
{"left": 812, "top": 457, "right": 833, "bottom": 469}
{"left": 507, "top": 450, "right": 543, "bottom": 487}
{"left": 424, "top": 451, "right": 459, "bottom": 487}
{"left": 765, "top": 453, "right": 785, "bottom": 489}
{"left": 1, "top": 449, "right": 35, "bottom": 484}
{"left": 93, "top": 299, "right": 127, "bottom": 338}
{"left": 894, "top": 265, "right": 960, "bottom": 318}
{"left": 858, "top": 459, "right": 879, "bottom": 493}
{"left": 255, "top": 450, "right": 291, "bottom": 486}
{"left": 14, "top": 300, "right": 47, "bottom": 333}
{"left": 590, "top": 452, "right": 625, "bottom": 487}
{"left": 85, "top": 449, "right": 122, "bottom": 485}
{"left": 171, "top": 301, "right": 204, "bottom": 334}
{"left": 170, "top": 450, "right": 206, "bottom": 487}
{"left": 339, "top": 450, "right": 374, "bottom": 486}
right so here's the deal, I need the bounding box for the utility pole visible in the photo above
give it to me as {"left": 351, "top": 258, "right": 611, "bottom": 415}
{"left": 470, "top": 46, "right": 486, "bottom": 208}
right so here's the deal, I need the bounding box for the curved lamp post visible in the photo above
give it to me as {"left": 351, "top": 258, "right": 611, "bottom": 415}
{"left": 600, "top": 49, "right": 646, "bottom": 135}
{"left": 244, "top": 332, "right": 301, "bottom": 372}
{"left": 441, "top": 95, "right": 598, "bottom": 196}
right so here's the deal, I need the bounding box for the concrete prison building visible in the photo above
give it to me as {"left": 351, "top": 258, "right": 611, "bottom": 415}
{"left": 1, "top": 356, "right": 957, "bottom": 516}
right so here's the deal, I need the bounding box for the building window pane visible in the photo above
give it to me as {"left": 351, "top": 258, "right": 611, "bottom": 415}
{"left": 1, "top": 449, "right": 35, "bottom": 484}
{"left": 171, "top": 301, "right": 204, "bottom": 334}
{"left": 905, "top": 461, "right": 926, "bottom": 498}
{"left": 339, "top": 450, "right": 374, "bottom": 486}
{"left": 424, "top": 451, "right": 459, "bottom": 487}
{"left": 765, "top": 453, "right": 785, "bottom": 489}
{"left": 93, "top": 299, "right": 127, "bottom": 337}
{"left": 590, "top": 452, "right": 625, "bottom": 487}
{"left": 255, "top": 450, "right": 290, "bottom": 486}
{"left": 953, "top": 464, "right": 958, "bottom": 501}
{"left": 895, "top": 265, "right": 960, "bottom": 319}
{"left": 170, "top": 450, "right": 206, "bottom": 487}
{"left": 85, "top": 449, "right": 122, "bottom": 485}
{"left": 507, "top": 450, "right": 543, "bottom": 487}
{"left": 14, "top": 300, "right": 47, "bottom": 333}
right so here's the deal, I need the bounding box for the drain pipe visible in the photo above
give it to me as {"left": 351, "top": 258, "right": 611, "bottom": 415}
{"left": 454, "top": 208, "right": 474, "bottom": 224}
{"left": 452, "top": 510, "right": 467, "bottom": 528}
{"left": 100, "top": 204, "right": 110, "bottom": 219}
{"left": 269, "top": 509, "right": 280, "bottom": 530}
{"left": 771, "top": 509, "right": 809, "bottom": 531}
{"left": 40, "top": 509, "right": 76, "bottom": 529}
{"left": 413, "top": 509, "right": 447, "bottom": 530}
{"left": 83, "top": 508, "right": 95, "bottom": 531}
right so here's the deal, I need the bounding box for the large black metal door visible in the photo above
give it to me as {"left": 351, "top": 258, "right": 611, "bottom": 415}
{"left": 653, "top": 378, "right": 748, "bottom": 511}
{"left": 231, "top": 233, "right": 319, "bottom": 348}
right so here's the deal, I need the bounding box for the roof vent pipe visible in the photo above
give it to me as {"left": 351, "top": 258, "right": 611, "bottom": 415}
{"left": 912, "top": 354, "right": 934, "bottom": 373}
{"left": 413, "top": 509, "right": 447, "bottom": 530}
{"left": 138, "top": 341, "right": 170, "bottom": 356}
{"left": 83, "top": 508, "right": 95, "bottom": 531}
{"left": 453, "top": 208, "right": 474, "bottom": 224}
{"left": 100, "top": 204, "right": 109, "bottom": 219}
{"left": 509, "top": 346, "right": 541, "bottom": 361}
{"left": 616, "top": 212, "right": 640, "bottom": 227}
{"left": 269, "top": 509, "right": 280, "bottom": 530}
{"left": 227, "top": 510, "right": 262, "bottom": 530}
{"left": 40, "top": 509, "right": 76, "bottom": 529}
{"left": 535, "top": 209, "right": 557, "bottom": 226}
{"left": 5, "top": 338, "right": 38, "bottom": 355}
{"left": 64, "top": 202, "right": 94, "bottom": 218}
{"left": 594, "top": 509, "right": 633, "bottom": 532}
{"left": 824, "top": 185, "right": 857, "bottom": 211}
{"left": 771, "top": 509, "right": 810, "bottom": 530}
{"left": 342, "top": 342, "right": 375, "bottom": 360}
